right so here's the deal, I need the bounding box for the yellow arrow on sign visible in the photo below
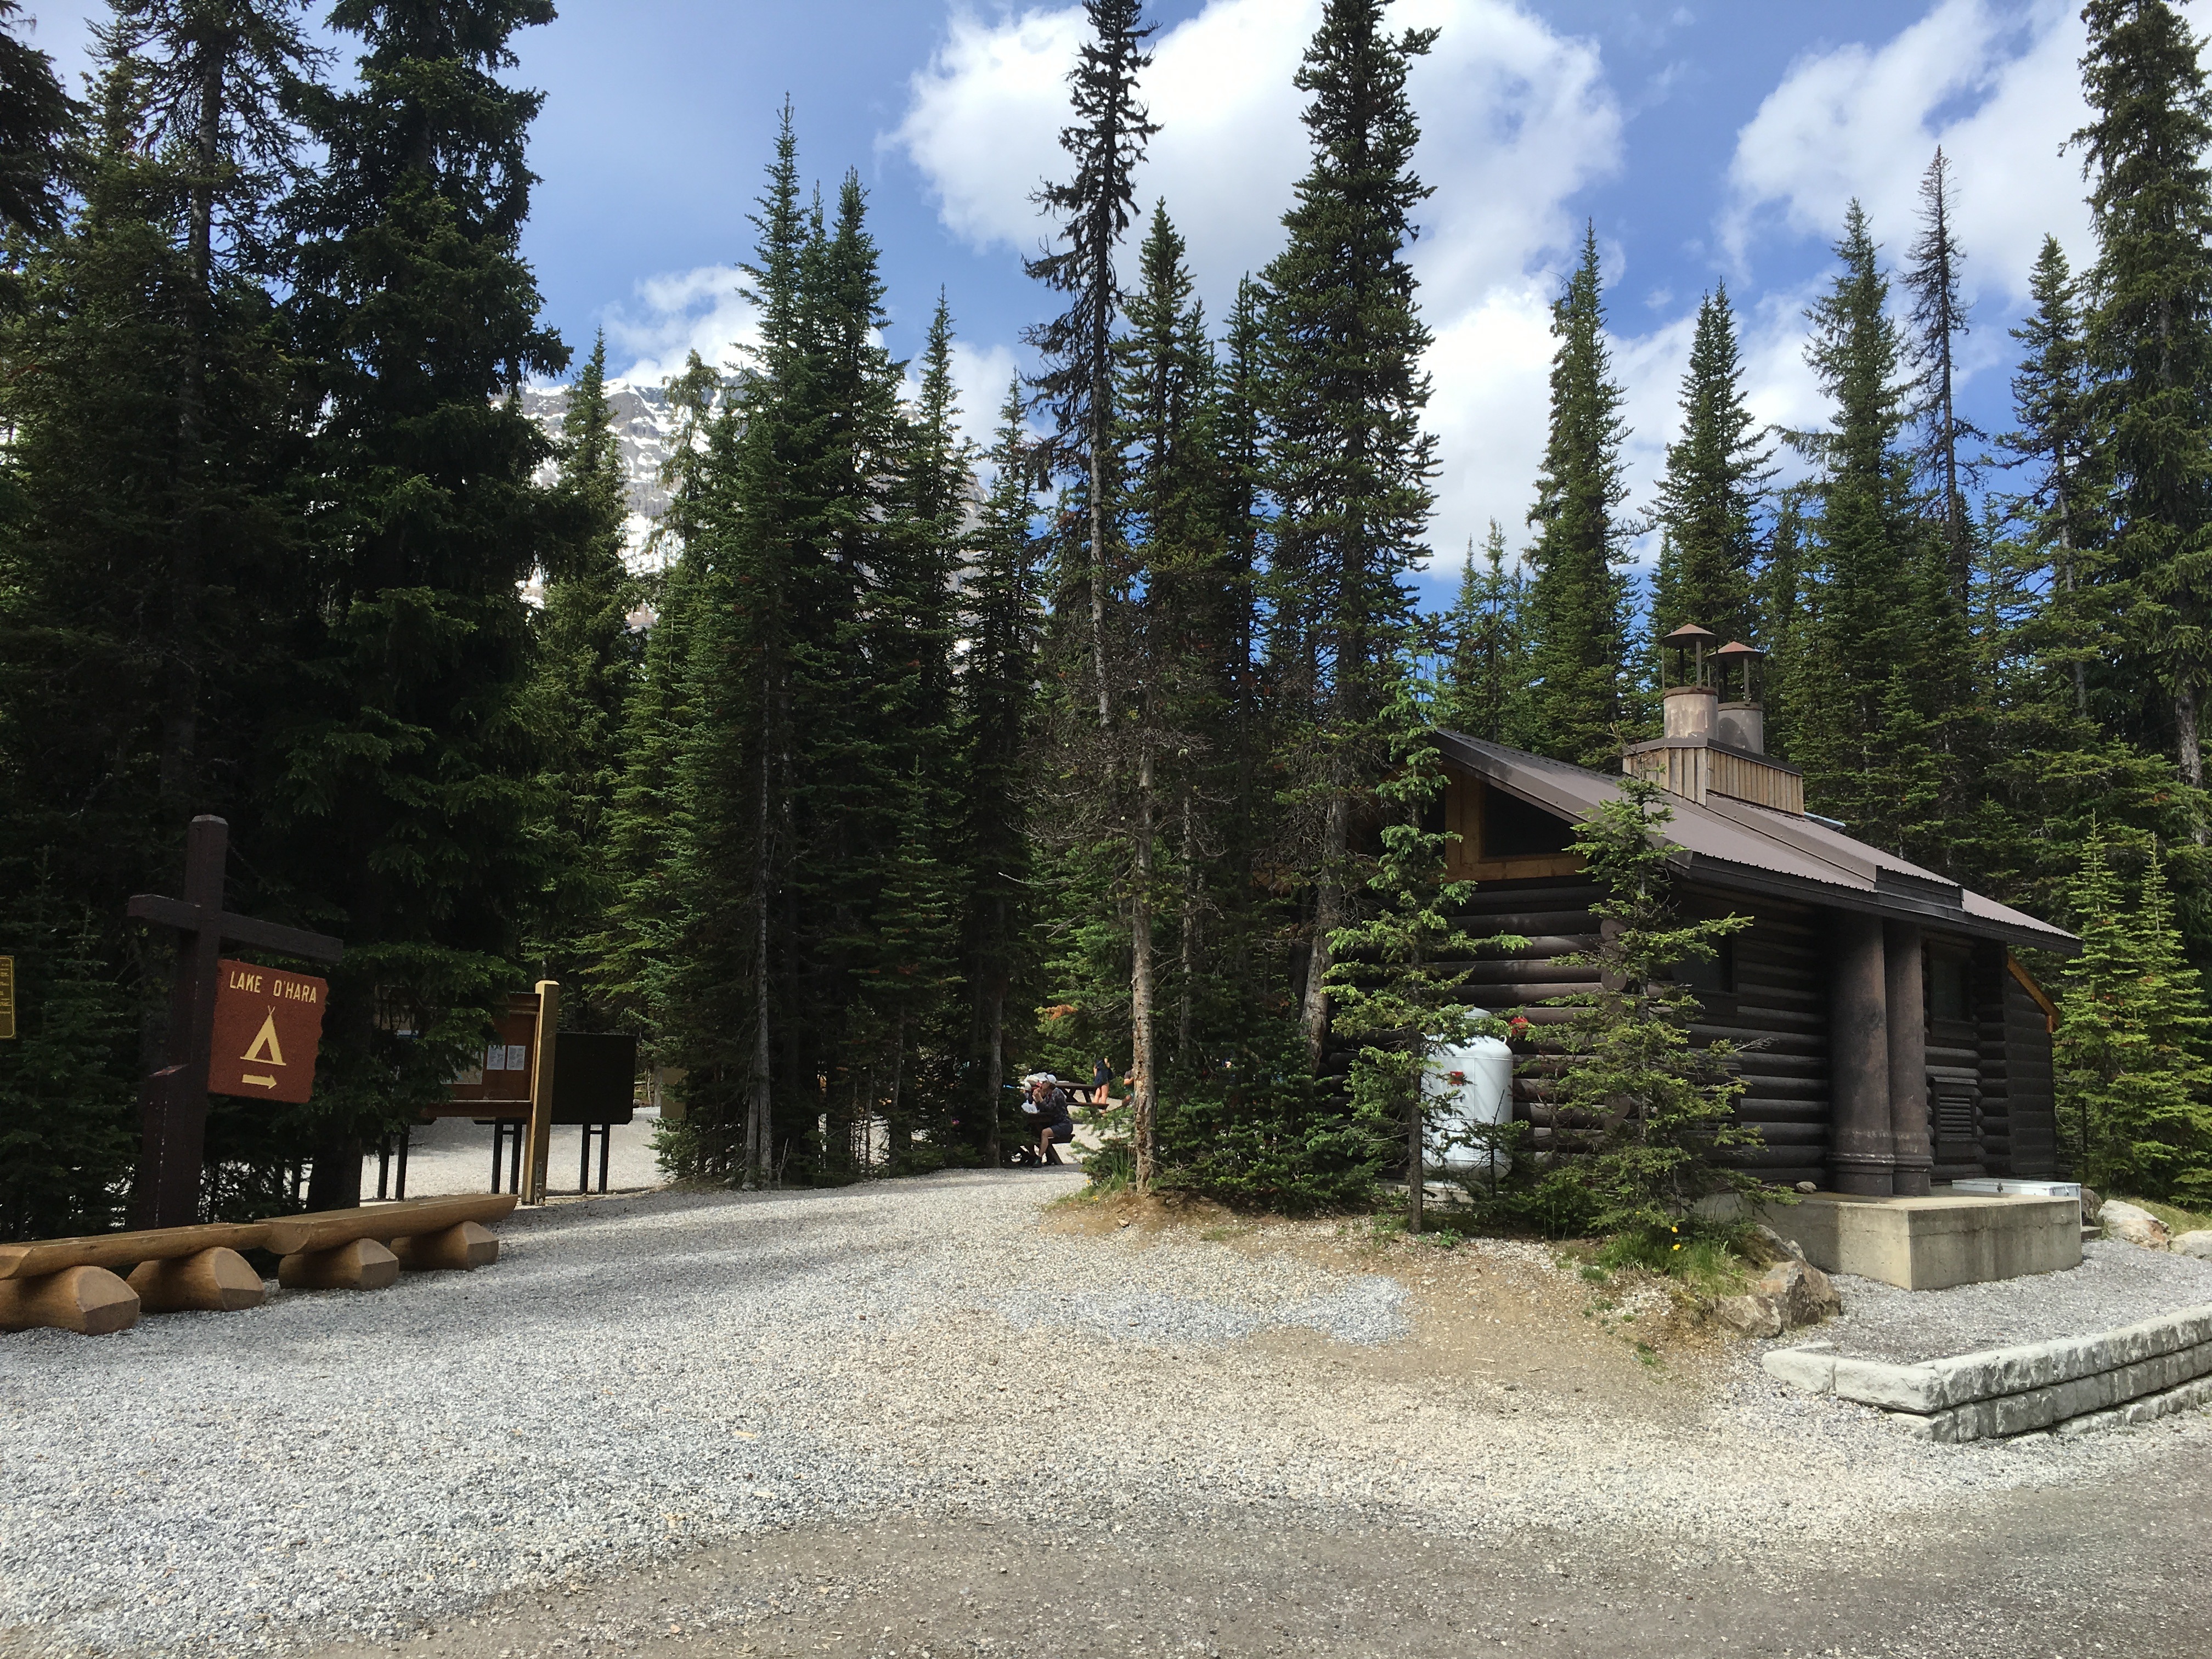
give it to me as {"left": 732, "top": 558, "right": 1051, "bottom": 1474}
{"left": 241, "top": 1074, "right": 278, "bottom": 1088}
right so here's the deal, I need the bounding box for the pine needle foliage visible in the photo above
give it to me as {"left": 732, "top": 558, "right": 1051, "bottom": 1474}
{"left": 1537, "top": 776, "right": 1769, "bottom": 1252}
{"left": 1526, "top": 226, "right": 1633, "bottom": 768}
{"left": 2055, "top": 832, "right": 2212, "bottom": 1200}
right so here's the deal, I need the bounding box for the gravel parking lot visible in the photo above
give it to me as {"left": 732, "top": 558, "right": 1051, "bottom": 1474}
{"left": 3, "top": 1171, "right": 2209, "bottom": 1659}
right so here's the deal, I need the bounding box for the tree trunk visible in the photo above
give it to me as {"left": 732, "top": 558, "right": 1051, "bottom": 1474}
{"left": 984, "top": 934, "right": 1006, "bottom": 1169}
{"left": 1176, "top": 786, "right": 1198, "bottom": 1063}
{"left": 747, "top": 743, "right": 774, "bottom": 1188}
{"left": 2178, "top": 684, "right": 2206, "bottom": 845}
{"left": 1300, "top": 792, "right": 1350, "bottom": 1072}
{"left": 1131, "top": 743, "right": 1159, "bottom": 1192}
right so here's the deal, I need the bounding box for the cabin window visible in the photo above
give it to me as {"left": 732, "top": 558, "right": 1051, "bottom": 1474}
{"left": 1928, "top": 951, "right": 1973, "bottom": 1024}
{"left": 1482, "top": 788, "right": 1573, "bottom": 859}
{"left": 1672, "top": 938, "right": 1735, "bottom": 996}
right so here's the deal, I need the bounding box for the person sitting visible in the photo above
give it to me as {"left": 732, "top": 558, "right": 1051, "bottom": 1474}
{"left": 1026, "top": 1075, "right": 1077, "bottom": 1165}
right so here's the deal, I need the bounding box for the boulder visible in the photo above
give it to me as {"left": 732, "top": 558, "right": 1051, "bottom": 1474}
{"left": 2099, "top": 1200, "right": 2171, "bottom": 1250}
{"left": 1714, "top": 1294, "right": 1783, "bottom": 1339}
{"left": 2172, "top": 1230, "right": 2212, "bottom": 1260}
{"left": 1714, "top": 1259, "right": 1841, "bottom": 1340}
{"left": 1752, "top": 1257, "right": 1842, "bottom": 1328}
{"left": 1738, "top": 1224, "right": 1808, "bottom": 1268}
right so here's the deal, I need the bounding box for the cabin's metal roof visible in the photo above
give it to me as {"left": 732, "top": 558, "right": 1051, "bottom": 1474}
{"left": 1436, "top": 731, "right": 2079, "bottom": 955}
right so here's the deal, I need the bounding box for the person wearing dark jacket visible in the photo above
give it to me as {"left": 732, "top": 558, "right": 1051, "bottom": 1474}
{"left": 1025, "top": 1075, "right": 1077, "bottom": 1165}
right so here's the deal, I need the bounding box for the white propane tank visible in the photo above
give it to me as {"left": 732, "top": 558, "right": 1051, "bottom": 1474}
{"left": 1424, "top": 1032, "right": 1515, "bottom": 1180}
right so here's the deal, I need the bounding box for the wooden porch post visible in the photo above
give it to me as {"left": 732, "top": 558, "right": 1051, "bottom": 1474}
{"left": 1830, "top": 912, "right": 1895, "bottom": 1196}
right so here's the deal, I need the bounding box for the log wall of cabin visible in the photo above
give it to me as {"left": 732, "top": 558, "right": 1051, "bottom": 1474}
{"left": 2004, "top": 973, "right": 2060, "bottom": 1177}
{"left": 1681, "top": 886, "right": 1832, "bottom": 1189}
{"left": 1441, "top": 874, "right": 1832, "bottom": 1187}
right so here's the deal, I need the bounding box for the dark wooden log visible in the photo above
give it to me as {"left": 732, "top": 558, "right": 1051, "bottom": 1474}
{"left": 127, "top": 1247, "right": 266, "bottom": 1313}
{"left": 0, "top": 1266, "right": 140, "bottom": 1334}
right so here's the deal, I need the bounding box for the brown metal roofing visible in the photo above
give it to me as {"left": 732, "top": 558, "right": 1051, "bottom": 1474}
{"left": 1436, "top": 731, "right": 2079, "bottom": 955}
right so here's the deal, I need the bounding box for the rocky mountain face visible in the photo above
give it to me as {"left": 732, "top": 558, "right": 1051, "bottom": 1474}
{"left": 517, "top": 378, "right": 686, "bottom": 571}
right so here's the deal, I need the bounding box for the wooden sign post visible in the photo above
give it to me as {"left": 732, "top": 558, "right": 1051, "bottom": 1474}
{"left": 127, "top": 816, "right": 343, "bottom": 1229}
{"left": 523, "top": 980, "right": 559, "bottom": 1205}
{"left": 0, "top": 955, "right": 14, "bottom": 1041}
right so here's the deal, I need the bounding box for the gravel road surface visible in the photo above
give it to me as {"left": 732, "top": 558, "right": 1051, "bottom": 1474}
{"left": 3, "top": 1170, "right": 2208, "bottom": 1659}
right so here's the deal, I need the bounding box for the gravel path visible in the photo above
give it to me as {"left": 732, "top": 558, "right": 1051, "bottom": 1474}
{"left": 2, "top": 1171, "right": 2206, "bottom": 1659}
{"left": 1788, "top": 1240, "right": 2212, "bottom": 1364}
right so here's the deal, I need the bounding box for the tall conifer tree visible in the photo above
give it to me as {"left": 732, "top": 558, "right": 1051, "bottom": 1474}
{"left": 530, "top": 332, "right": 639, "bottom": 1017}
{"left": 2076, "top": 0, "right": 2212, "bottom": 816}
{"left": 1652, "top": 283, "right": 1766, "bottom": 647}
{"left": 1024, "top": 0, "right": 1156, "bottom": 732}
{"left": 1261, "top": 0, "right": 1438, "bottom": 1072}
{"left": 280, "top": 0, "right": 566, "bottom": 1205}
{"left": 1785, "top": 203, "right": 1943, "bottom": 855}
{"left": 1526, "top": 225, "right": 1632, "bottom": 769}
{"left": 1904, "top": 148, "right": 1978, "bottom": 605}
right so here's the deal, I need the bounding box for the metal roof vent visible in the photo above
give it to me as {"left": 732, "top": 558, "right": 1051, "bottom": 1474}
{"left": 1625, "top": 623, "right": 1804, "bottom": 815}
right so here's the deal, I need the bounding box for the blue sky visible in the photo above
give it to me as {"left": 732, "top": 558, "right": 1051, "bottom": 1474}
{"left": 23, "top": 0, "right": 2140, "bottom": 593}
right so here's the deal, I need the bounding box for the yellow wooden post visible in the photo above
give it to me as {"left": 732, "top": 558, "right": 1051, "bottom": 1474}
{"left": 524, "top": 980, "right": 559, "bottom": 1205}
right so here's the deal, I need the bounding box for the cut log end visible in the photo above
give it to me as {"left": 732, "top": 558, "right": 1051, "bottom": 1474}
{"left": 0, "top": 1265, "right": 142, "bottom": 1335}
{"left": 391, "top": 1221, "right": 499, "bottom": 1272}
{"left": 127, "top": 1248, "right": 268, "bottom": 1314}
{"left": 278, "top": 1237, "right": 401, "bottom": 1293}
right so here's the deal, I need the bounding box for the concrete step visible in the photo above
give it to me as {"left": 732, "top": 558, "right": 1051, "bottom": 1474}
{"left": 2083, "top": 1226, "right": 2102, "bottom": 1243}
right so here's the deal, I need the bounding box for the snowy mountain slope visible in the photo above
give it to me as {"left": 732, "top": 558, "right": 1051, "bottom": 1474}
{"left": 518, "top": 377, "right": 687, "bottom": 572}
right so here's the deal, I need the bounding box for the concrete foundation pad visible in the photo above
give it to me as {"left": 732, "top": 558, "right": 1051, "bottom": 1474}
{"left": 1759, "top": 1191, "right": 2080, "bottom": 1290}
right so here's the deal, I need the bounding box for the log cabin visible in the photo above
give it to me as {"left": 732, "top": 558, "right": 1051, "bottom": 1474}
{"left": 1431, "top": 629, "right": 2077, "bottom": 1195}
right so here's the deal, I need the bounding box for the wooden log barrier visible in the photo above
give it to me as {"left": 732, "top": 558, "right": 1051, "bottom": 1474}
{"left": 127, "top": 1248, "right": 267, "bottom": 1313}
{"left": 278, "top": 1238, "right": 401, "bottom": 1293}
{"left": 0, "top": 1266, "right": 142, "bottom": 1335}
{"left": 264, "top": 1194, "right": 517, "bottom": 1257}
{"left": 0, "top": 1220, "right": 270, "bottom": 1281}
{"left": 390, "top": 1221, "right": 498, "bottom": 1272}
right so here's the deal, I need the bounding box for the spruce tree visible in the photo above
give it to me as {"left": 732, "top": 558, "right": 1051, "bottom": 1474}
{"left": 529, "top": 331, "right": 640, "bottom": 1019}
{"left": 1439, "top": 522, "right": 1528, "bottom": 743}
{"left": 1652, "top": 283, "right": 1765, "bottom": 647}
{"left": 279, "top": 0, "right": 566, "bottom": 1206}
{"left": 956, "top": 382, "right": 1041, "bottom": 1167}
{"left": 2056, "top": 832, "right": 2212, "bottom": 1197}
{"left": 1525, "top": 225, "right": 1632, "bottom": 769}
{"left": 2076, "top": 0, "right": 2212, "bottom": 814}
{"left": 1260, "top": 0, "right": 1438, "bottom": 1071}
{"left": 1, "top": 33, "right": 308, "bottom": 1222}
{"left": 0, "top": 0, "right": 73, "bottom": 239}
{"left": 1785, "top": 202, "right": 1945, "bottom": 856}
{"left": 1904, "top": 148, "right": 1979, "bottom": 605}
{"left": 2002, "top": 236, "right": 2109, "bottom": 719}
{"left": 1024, "top": 0, "right": 1156, "bottom": 731}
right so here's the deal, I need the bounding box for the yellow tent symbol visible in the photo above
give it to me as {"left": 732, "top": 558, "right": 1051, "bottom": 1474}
{"left": 241, "top": 1009, "right": 287, "bottom": 1068}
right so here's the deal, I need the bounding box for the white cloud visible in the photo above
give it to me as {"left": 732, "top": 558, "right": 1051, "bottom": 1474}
{"left": 605, "top": 264, "right": 762, "bottom": 389}
{"left": 1722, "top": 0, "right": 2095, "bottom": 308}
{"left": 891, "top": 0, "right": 1623, "bottom": 574}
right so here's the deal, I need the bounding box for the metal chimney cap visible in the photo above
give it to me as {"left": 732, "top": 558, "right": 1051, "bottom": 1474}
{"left": 1660, "top": 623, "right": 1719, "bottom": 645}
{"left": 1713, "top": 639, "right": 1764, "bottom": 659}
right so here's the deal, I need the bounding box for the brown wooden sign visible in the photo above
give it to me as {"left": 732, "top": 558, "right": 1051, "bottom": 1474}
{"left": 207, "top": 958, "right": 328, "bottom": 1104}
{"left": 0, "top": 955, "right": 14, "bottom": 1040}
